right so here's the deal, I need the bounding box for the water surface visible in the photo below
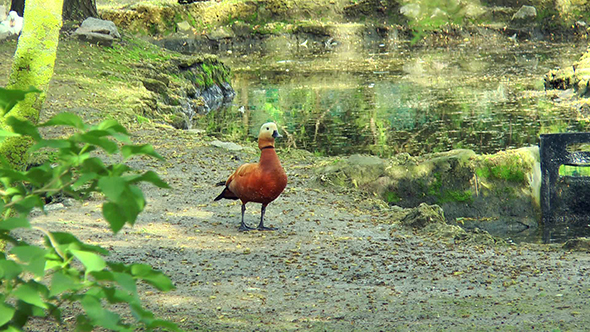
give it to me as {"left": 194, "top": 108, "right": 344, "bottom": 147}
{"left": 199, "top": 41, "right": 588, "bottom": 157}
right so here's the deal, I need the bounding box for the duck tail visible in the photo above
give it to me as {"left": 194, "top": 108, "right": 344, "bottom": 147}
{"left": 214, "top": 187, "right": 239, "bottom": 201}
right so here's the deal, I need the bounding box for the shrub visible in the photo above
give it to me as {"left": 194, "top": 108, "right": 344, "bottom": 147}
{"left": 0, "top": 87, "right": 182, "bottom": 331}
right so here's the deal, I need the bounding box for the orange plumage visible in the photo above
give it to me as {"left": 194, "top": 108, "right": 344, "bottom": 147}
{"left": 214, "top": 122, "right": 288, "bottom": 231}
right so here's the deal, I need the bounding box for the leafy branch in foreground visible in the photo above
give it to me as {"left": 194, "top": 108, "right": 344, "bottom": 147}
{"left": 0, "top": 88, "right": 182, "bottom": 331}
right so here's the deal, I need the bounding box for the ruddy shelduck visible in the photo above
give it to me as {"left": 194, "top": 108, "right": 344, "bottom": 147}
{"left": 214, "top": 122, "right": 287, "bottom": 231}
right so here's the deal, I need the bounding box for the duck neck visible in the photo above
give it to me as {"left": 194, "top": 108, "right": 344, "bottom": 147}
{"left": 259, "top": 146, "right": 282, "bottom": 169}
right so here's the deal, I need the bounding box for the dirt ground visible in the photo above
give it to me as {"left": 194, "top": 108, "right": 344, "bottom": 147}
{"left": 21, "top": 125, "right": 590, "bottom": 331}
{"left": 0, "top": 21, "right": 589, "bottom": 332}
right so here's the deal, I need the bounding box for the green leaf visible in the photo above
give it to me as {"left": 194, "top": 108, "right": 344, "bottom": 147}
{"left": 25, "top": 163, "right": 53, "bottom": 186}
{"left": 97, "top": 177, "right": 126, "bottom": 201}
{"left": 0, "top": 217, "right": 31, "bottom": 231}
{"left": 126, "top": 171, "right": 170, "bottom": 189}
{"left": 82, "top": 157, "right": 108, "bottom": 174}
{"left": 0, "top": 258, "right": 23, "bottom": 280}
{"left": 0, "top": 129, "right": 21, "bottom": 140}
{"left": 10, "top": 245, "right": 47, "bottom": 277}
{"left": 81, "top": 294, "right": 123, "bottom": 330}
{"left": 109, "top": 163, "right": 132, "bottom": 176}
{"left": 71, "top": 250, "right": 106, "bottom": 273}
{"left": 113, "top": 272, "right": 137, "bottom": 293}
{"left": 30, "top": 139, "right": 71, "bottom": 152}
{"left": 121, "top": 144, "right": 164, "bottom": 160}
{"left": 13, "top": 284, "right": 48, "bottom": 309}
{"left": 0, "top": 168, "right": 28, "bottom": 182}
{"left": 103, "top": 287, "right": 138, "bottom": 305}
{"left": 13, "top": 195, "right": 45, "bottom": 214}
{"left": 40, "top": 112, "right": 86, "bottom": 130}
{"left": 102, "top": 202, "right": 126, "bottom": 233}
{"left": 10, "top": 245, "right": 45, "bottom": 263}
{"left": 96, "top": 120, "right": 131, "bottom": 144}
{"left": 0, "top": 86, "right": 41, "bottom": 114}
{"left": 72, "top": 172, "right": 98, "bottom": 190}
{"left": 49, "top": 232, "right": 109, "bottom": 255}
{"left": 96, "top": 119, "right": 129, "bottom": 135}
{"left": 131, "top": 264, "right": 174, "bottom": 292}
{"left": 49, "top": 272, "right": 81, "bottom": 297}
{"left": 27, "top": 256, "right": 47, "bottom": 277}
{"left": 78, "top": 131, "right": 118, "bottom": 154}
{"left": 0, "top": 302, "right": 16, "bottom": 326}
{"left": 5, "top": 116, "right": 42, "bottom": 141}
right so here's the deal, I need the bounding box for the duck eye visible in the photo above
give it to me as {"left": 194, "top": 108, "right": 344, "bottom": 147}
{"left": 266, "top": 127, "right": 269, "bottom": 130}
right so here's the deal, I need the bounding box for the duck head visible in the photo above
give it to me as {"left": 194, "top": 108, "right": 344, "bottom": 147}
{"left": 258, "top": 122, "right": 282, "bottom": 149}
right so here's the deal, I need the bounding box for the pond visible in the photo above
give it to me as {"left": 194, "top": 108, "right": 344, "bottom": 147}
{"left": 197, "top": 40, "right": 589, "bottom": 158}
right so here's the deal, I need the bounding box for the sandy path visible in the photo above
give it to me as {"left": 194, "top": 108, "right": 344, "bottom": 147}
{"left": 26, "top": 127, "right": 590, "bottom": 331}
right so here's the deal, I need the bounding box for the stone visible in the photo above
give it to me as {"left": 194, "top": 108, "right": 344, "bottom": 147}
{"left": 316, "top": 154, "right": 386, "bottom": 188}
{"left": 400, "top": 3, "right": 421, "bottom": 19}
{"left": 401, "top": 203, "right": 445, "bottom": 229}
{"left": 74, "top": 17, "right": 121, "bottom": 46}
{"left": 177, "top": 21, "right": 191, "bottom": 32}
{"left": 562, "top": 237, "right": 590, "bottom": 251}
{"left": 512, "top": 5, "right": 537, "bottom": 20}
{"left": 206, "top": 27, "right": 235, "bottom": 40}
{"left": 210, "top": 140, "right": 255, "bottom": 153}
{"left": 142, "top": 78, "right": 168, "bottom": 94}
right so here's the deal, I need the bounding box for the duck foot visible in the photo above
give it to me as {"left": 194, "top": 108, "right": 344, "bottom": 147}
{"left": 238, "top": 223, "right": 255, "bottom": 232}
{"left": 257, "top": 225, "right": 277, "bottom": 231}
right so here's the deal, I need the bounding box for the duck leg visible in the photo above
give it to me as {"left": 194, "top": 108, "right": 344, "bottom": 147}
{"left": 238, "top": 204, "right": 254, "bottom": 232}
{"left": 257, "top": 204, "right": 277, "bottom": 231}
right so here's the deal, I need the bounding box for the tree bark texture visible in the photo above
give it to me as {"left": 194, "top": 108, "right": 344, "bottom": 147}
{"left": 9, "top": 0, "right": 24, "bottom": 16}
{"left": 11, "top": 0, "right": 98, "bottom": 21}
{"left": 62, "top": 0, "right": 98, "bottom": 21}
{"left": 1, "top": 0, "right": 64, "bottom": 169}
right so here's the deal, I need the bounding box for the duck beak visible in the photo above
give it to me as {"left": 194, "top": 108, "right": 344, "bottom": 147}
{"left": 272, "top": 130, "right": 282, "bottom": 138}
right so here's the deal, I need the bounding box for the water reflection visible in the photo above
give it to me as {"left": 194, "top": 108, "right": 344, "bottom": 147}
{"left": 196, "top": 42, "right": 588, "bottom": 157}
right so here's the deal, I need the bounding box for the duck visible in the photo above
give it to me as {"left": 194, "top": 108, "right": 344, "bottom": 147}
{"left": 214, "top": 122, "right": 287, "bottom": 231}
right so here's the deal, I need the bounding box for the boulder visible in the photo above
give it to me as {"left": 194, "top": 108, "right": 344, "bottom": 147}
{"left": 401, "top": 203, "right": 445, "bottom": 229}
{"left": 563, "top": 237, "right": 590, "bottom": 251}
{"left": 177, "top": 21, "right": 192, "bottom": 32}
{"left": 400, "top": 3, "right": 421, "bottom": 19}
{"left": 142, "top": 78, "right": 168, "bottom": 94}
{"left": 74, "top": 17, "right": 121, "bottom": 46}
{"left": 210, "top": 140, "right": 255, "bottom": 153}
{"left": 206, "top": 27, "right": 235, "bottom": 41}
{"left": 512, "top": 5, "right": 537, "bottom": 21}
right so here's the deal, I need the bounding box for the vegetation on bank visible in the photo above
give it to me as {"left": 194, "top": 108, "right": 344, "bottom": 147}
{"left": 97, "top": 0, "right": 590, "bottom": 42}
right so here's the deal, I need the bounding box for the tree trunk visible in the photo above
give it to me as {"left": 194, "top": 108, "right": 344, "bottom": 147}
{"left": 62, "top": 0, "right": 98, "bottom": 21}
{"left": 1, "top": 0, "right": 63, "bottom": 169}
{"left": 9, "top": 0, "right": 24, "bottom": 16}
{"left": 10, "top": 0, "right": 97, "bottom": 21}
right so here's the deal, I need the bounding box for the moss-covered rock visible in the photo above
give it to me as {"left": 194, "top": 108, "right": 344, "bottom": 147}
{"left": 317, "top": 147, "right": 542, "bottom": 236}
{"left": 562, "top": 237, "right": 590, "bottom": 251}
{"left": 316, "top": 154, "right": 386, "bottom": 188}
{"left": 400, "top": 203, "right": 445, "bottom": 229}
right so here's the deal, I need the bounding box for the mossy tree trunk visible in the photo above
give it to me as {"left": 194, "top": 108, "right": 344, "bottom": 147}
{"left": 11, "top": 0, "right": 97, "bottom": 21}
{"left": 1, "top": 0, "right": 63, "bottom": 169}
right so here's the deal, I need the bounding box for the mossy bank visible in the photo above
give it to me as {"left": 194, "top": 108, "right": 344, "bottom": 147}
{"left": 99, "top": 0, "right": 590, "bottom": 56}
{"left": 316, "top": 147, "right": 543, "bottom": 241}
{"left": 1, "top": 33, "right": 235, "bottom": 130}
